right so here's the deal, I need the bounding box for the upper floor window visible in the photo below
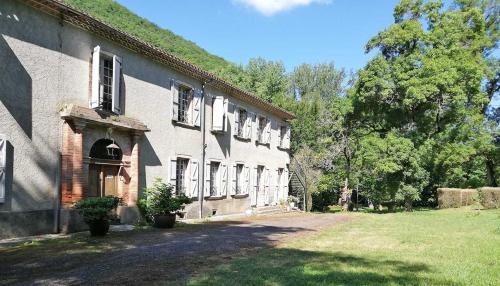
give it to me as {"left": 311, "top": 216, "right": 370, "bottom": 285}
{"left": 178, "top": 85, "right": 192, "bottom": 123}
{"left": 257, "top": 116, "right": 271, "bottom": 144}
{"left": 279, "top": 124, "right": 291, "bottom": 149}
{"left": 90, "top": 46, "right": 122, "bottom": 114}
{"left": 171, "top": 80, "right": 201, "bottom": 127}
{"left": 234, "top": 107, "right": 252, "bottom": 140}
{"left": 238, "top": 109, "right": 247, "bottom": 137}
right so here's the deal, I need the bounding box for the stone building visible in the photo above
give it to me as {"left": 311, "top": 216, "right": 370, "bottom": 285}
{"left": 0, "top": 0, "right": 293, "bottom": 238}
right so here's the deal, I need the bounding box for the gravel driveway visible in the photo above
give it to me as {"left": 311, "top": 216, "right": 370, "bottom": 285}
{"left": 0, "top": 212, "right": 350, "bottom": 285}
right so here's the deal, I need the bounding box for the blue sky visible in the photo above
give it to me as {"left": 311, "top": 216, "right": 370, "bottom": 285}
{"left": 115, "top": 0, "right": 400, "bottom": 73}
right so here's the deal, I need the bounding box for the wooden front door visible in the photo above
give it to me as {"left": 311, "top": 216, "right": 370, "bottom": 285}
{"left": 88, "top": 164, "right": 119, "bottom": 197}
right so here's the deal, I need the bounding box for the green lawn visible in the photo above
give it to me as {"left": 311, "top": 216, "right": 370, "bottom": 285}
{"left": 188, "top": 208, "right": 500, "bottom": 286}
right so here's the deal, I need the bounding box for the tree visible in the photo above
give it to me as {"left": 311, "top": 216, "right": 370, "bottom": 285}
{"left": 351, "top": 0, "right": 499, "bottom": 200}
{"left": 243, "top": 57, "right": 289, "bottom": 103}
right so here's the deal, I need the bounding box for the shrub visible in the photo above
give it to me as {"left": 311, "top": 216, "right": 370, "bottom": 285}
{"left": 138, "top": 178, "right": 191, "bottom": 221}
{"left": 311, "top": 188, "right": 338, "bottom": 212}
{"left": 477, "top": 187, "right": 500, "bottom": 209}
{"left": 74, "top": 196, "right": 121, "bottom": 223}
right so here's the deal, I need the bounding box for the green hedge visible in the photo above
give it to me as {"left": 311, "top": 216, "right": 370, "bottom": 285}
{"left": 437, "top": 187, "right": 500, "bottom": 209}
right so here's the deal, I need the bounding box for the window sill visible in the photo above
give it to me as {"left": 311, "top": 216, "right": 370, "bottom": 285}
{"left": 211, "top": 129, "right": 226, "bottom": 135}
{"left": 173, "top": 121, "right": 199, "bottom": 130}
{"left": 205, "top": 195, "right": 226, "bottom": 200}
{"left": 277, "top": 146, "right": 290, "bottom": 151}
{"left": 256, "top": 141, "right": 270, "bottom": 147}
{"left": 231, "top": 194, "right": 249, "bottom": 199}
{"left": 234, "top": 135, "right": 251, "bottom": 142}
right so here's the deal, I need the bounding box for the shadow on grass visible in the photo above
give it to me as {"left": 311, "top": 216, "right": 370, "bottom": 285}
{"left": 189, "top": 248, "right": 457, "bottom": 286}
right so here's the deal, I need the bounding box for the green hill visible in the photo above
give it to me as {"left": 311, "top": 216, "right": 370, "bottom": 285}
{"left": 63, "top": 0, "right": 248, "bottom": 88}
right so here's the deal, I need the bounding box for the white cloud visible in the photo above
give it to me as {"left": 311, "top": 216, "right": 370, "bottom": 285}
{"left": 235, "top": 0, "right": 331, "bottom": 16}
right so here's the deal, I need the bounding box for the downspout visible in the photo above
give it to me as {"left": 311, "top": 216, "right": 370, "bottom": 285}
{"left": 199, "top": 80, "right": 210, "bottom": 218}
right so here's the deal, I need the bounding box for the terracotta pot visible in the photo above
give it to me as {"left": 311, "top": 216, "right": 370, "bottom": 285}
{"left": 88, "top": 219, "right": 110, "bottom": 236}
{"left": 153, "top": 214, "right": 176, "bottom": 228}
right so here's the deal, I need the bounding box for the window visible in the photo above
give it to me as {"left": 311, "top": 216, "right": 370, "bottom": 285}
{"left": 257, "top": 165, "right": 264, "bottom": 192}
{"left": 100, "top": 57, "right": 113, "bottom": 111}
{"left": 280, "top": 125, "right": 286, "bottom": 147}
{"left": 178, "top": 85, "right": 192, "bottom": 123}
{"left": 238, "top": 109, "right": 247, "bottom": 137}
{"left": 176, "top": 158, "right": 189, "bottom": 195}
{"left": 257, "top": 116, "right": 266, "bottom": 143}
{"left": 209, "top": 161, "right": 220, "bottom": 196}
{"left": 90, "top": 46, "right": 121, "bottom": 114}
{"left": 0, "top": 135, "right": 6, "bottom": 203}
{"left": 235, "top": 163, "right": 244, "bottom": 194}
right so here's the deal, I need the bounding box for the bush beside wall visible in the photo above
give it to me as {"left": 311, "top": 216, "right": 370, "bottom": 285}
{"left": 437, "top": 187, "right": 500, "bottom": 209}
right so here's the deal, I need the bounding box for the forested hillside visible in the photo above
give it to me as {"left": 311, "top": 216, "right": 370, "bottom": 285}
{"left": 63, "top": 0, "right": 249, "bottom": 89}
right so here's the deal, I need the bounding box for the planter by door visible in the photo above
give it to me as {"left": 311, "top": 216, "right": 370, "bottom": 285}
{"left": 153, "top": 214, "right": 176, "bottom": 228}
{"left": 88, "top": 219, "right": 110, "bottom": 236}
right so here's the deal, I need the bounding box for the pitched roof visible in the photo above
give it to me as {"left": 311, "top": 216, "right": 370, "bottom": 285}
{"left": 21, "top": 0, "right": 295, "bottom": 120}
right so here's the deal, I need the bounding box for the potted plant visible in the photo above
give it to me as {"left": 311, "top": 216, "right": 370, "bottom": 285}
{"left": 74, "top": 196, "right": 121, "bottom": 236}
{"left": 139, "top": 178, "right": 192, "bottom": 228}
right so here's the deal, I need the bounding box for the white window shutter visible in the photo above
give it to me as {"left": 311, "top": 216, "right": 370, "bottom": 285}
{"left": 0, "top": 135, "right": 6, "bottom": 203}
{"left": 276, "top": 169, "right": 280, "bottom": 202}
{"left": 190, "top": 159, "right": 199, "bottom": 198}
{"left": 283, "top": 169, "right": 289, "bottom": 200}
{"left": 223, "top": 99, "right": 229, "bottom": 132}
{"left": 233, "top": 106, "right": 240, "bottom": 134}
{"left": 171, "top": 79, "right": 179, "bottom": 121}
{"left": 90, "top": 46, "right": 101, "bottom": 108}
{"left": 212, "top": 96, "right": 224, "bottom": 131}
{"left": 112, "top": 55, "right": 122, "bottom": 114}
{"left": 170, "top": 158, "right": 177, "bottom": 191}
{"left": 266, "top": 119, "right": 271, "bottom": 144}
{"left": 193, "top": 89, "right": 202, "bottom": 127}
{"left": 245, "top": 166, "right": 251, "bottom": 195}
{"left": 230, "top": 164, "right": 237, "bottom": 195}
{"left": 204, "top": 162, "right": 211, "bottom": 197}
{"left": 251, "top": 166, "right": 257, "bottom": 205}
{"left": 265, "top": 168, "right": 270, "bottom": 204}
{"left": 220, "top": 162, "right": 227, "bottom": 196}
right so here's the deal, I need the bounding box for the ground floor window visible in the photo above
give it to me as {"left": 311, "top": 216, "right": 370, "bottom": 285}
{"left": 235, "top": 163, "right": 244, "bottom": 194}
{"left": 210, "top": 161, "right": 220, "bottom": 196}
{"left": 176, "top": 158, "right": 189, "bottom": 195}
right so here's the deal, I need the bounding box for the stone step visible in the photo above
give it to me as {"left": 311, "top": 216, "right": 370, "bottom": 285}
{"left": 255, "top": 205, "right": 283, "bottom": 215}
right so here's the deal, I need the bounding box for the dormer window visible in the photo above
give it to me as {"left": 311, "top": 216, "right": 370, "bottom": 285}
{"left": 90, "top": 46, "right": 122, "bottom": 114}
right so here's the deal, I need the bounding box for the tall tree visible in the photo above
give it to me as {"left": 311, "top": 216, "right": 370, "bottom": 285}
{"left": 349, "top": 0, "right": 499, "bottom": 207}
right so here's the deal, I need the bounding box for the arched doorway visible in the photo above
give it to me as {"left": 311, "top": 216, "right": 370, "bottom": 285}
{"left": 88, "top": 139, "right": 123, "bottom": 198}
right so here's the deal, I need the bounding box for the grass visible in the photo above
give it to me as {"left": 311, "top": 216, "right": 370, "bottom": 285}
{"left": 188, "top": 207, "right": 500, "bottom": 286}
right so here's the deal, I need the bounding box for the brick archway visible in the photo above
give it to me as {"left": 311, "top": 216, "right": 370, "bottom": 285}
{"left": 60, "top": 105, "right": 149, "bottom": 209}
